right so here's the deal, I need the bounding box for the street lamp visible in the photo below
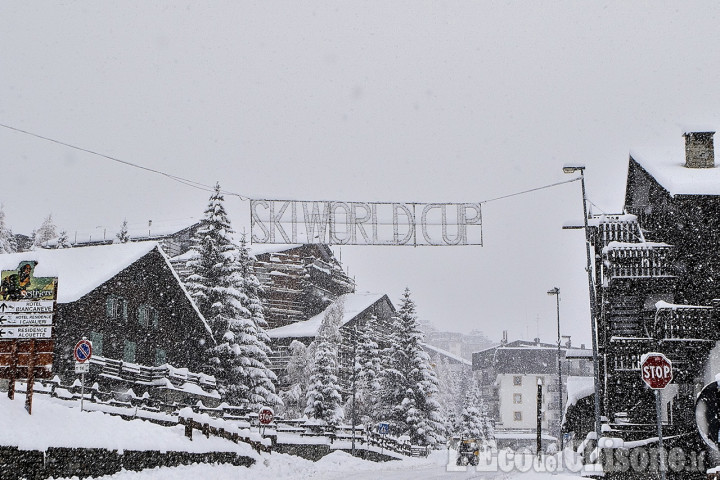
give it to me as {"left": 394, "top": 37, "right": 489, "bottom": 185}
{"left": 547, "top": 287, "right": 563, "bottom": 451}
{"left": 563, "top": 164, "right": 602, "bottom": 443}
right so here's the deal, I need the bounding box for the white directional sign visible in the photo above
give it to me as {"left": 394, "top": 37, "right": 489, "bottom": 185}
{"left": 0, "top": 313, "right": 53, "bottom": 326}
{"left": 0, "top": 326, "right": 52, "bottom": 339}
{"left": 0, "top": 301, "right": 54, "bottom": 314}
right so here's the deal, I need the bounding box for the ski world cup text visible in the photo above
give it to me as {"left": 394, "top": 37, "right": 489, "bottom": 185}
{"left": 251, "top": 200, "right": 483, "bottom": 246}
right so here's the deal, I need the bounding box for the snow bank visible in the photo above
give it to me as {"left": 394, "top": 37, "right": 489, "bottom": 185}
{"left": 0, "top": 393, "right": 259, "bottom": 457}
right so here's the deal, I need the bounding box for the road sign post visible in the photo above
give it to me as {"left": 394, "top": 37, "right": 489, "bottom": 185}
{"left": 0, "top": 261, "right": 57, "bottom": 414}
{"left": 641, "top": 352, "right": 673, "bottom": 480}
{"left": 74, "top": 339, "right": 92, "bottom": 412}
{"left": 258, "top": 407, "right": 273, "bottom": 436}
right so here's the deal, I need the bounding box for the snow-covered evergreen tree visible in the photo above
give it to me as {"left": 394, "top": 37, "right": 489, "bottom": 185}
{"left": 305, "top": 302, "right": 344, "bottom": 426}
{"left": 379, "top": 288, "right": 443, "bottom": 446}
{"left": 34, "top": 214, "right": 57, "bottom": 247}
{"left": 279, "top": 340, "right": 313, "bottom": 417}
{"left": 351, "top": 314, "right": 382, "bottom": 424}
{"left": 56, "top": 230, "right": 72, "bottom": 249}
{"left": 0, "top": 206, "right": 17, "bottom": 253}
{"left": 459, "top": 385, "right": 485, "bottom": 439}
{"left": 236, "top": 234, "right": 281, "bottom": 408}
{"left": 185, "top": 183, "right": 279, "bottom": 408}
{"left": 116, "top": 219, "right": 130, "bottom": 243}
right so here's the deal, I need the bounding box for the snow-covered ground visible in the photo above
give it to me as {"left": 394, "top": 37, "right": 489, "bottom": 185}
{"left": 1, "top": 392, "right": 584, "bottom": 480}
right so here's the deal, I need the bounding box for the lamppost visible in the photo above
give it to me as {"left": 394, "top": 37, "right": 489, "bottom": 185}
{"left": 562, "top": 164, "right": 602, "bottom": 442}
{"left": 547, "top": 287, "right": 563, "bottom": 451}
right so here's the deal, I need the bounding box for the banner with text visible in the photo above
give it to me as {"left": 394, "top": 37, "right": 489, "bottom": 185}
{"left": 251, "top": 200, "right": 482, "bottom": 246}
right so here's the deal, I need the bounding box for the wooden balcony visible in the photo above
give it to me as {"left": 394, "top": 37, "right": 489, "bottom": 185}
{"left": 654, "top": 303, "right": 719, "bottom": 343}
{"left": 602, "top": 243, "right": 674, "bottom": 281}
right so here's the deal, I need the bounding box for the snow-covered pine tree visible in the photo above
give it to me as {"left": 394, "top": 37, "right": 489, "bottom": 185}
{"left": 185, "top": 183, "right": 279, "bottom": 408}
{"left": 279, "top": 340, "right": 313, "bottom": 417}
{"left": 352, "top": 314, "right": 382, "bottom": 424}
{"left": 34, "top": 214, "right": 57, "bottom": 247}
{"left": 381, "top": 288, "right": 444, "bottom": 446}
{"left": 459, "top": 384, "right": 485, "bottom": 440}
{"left": 236, "top": 234, "right": 281, "bottom": 408}
{"left": 305, "top": 302, "right": 344, "bottom": 427}
{"left": 0, "top": 206, "right": 17, "bottom": 253}
{"left": 56, "top": 231, "right": 72, "bottom": 249}
{"left": 116, "top": 219, "right": 130, "bottom": 243}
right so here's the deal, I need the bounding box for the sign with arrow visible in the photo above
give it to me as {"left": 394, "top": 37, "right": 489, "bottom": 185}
{"left": 0, "top": 326, "right": 52, "bottom": 339}
{"left": 0, "top": 301, "right": 54, "bottom": 313}
{"left": 0, "top": 313, "right": 53, "bottom": 326}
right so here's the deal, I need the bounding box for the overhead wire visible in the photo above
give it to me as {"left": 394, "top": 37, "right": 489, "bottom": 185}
{"left": 1, "top": 122, "right": 590, "bottom": 207}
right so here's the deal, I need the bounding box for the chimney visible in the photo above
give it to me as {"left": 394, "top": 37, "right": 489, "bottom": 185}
{"left": 684, "top": 131, "right": 715, "bottom": 168}
{"left": 501, "top": 330, "right": 508, "bottom": 345}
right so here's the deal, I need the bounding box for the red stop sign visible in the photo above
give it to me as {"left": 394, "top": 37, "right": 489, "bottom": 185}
{"left": 641, "top": 352, "right": 673, "bottom": 389}
{"left": 258, "top": 407, "right": 274, "bottom": 425}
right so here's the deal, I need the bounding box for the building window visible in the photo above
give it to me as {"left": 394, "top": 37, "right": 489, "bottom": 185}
{"left": 123, "top": 340, "right": 136, "bottom": 363}
{"left": 138, "top": 305, "right": 158, "bottom": 328}
{"left": 514, "top": 411, "right": 522, "bottom": 421}
{"left": 106, "top": 296, "right": 128, "bottom": 321}
{"left": 513, "top": 376, "right": 522, "bottom": 386}
{"left": 89, "top": 332, "right": 103, "bottom": 356}
{"left": 513, "top": 393, "right": 522, "bottom": 404}
{"left": 155, "top": 348, "right": 166, "bottom": 366}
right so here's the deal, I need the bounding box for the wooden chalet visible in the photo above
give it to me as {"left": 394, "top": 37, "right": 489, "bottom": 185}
{"left": 0, "top": 242, "right": 219, "bottom": 405}
{"left": 266, "top": 292, "right": 396, "bottom": 383}
{"left": 577, "top": 131, "right": 720, "bottom": 454}
{"left": 249, "top": 244, "right": 356, "bottom": 329}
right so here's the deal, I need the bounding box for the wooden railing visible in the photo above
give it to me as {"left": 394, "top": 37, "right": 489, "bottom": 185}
{"left": 603, "top": 245, "right": 674, "bottom": 280}
{"left": 654, "top": 305, "right": 718, "bottom": 342}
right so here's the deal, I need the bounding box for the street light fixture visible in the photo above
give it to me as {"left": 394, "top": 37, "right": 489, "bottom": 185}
{"left": 563, "top": 164, "right": 602, "bottom": 443}
{"left": 547, "top": 287, "right": 563, "bottom": 451}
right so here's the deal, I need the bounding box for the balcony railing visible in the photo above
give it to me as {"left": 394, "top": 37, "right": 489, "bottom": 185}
{"left": 654, "top": 304, "right": 718, "bottom": 342}
{"left": 602, "top": 244, "right": 674, "bottom": 280}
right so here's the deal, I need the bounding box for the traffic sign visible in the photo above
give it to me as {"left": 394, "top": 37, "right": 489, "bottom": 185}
{"left": 641, "top": 352, "right": 673, "bottom": 389}
{"left": 0, "top": 301, "right": 54, "bottom": 314}
{"left": 74, "top": 339, "right": 92, "bottom": 363}
{"left": 259, "top": 407, "right": 274, "bottom": 425}
{"left": 0, "top": 313, "right": 53, "bottom": 326}
{"left": 378, "top": 422, "right": 390, "bottom": 435}
{"left": 0, "top": 326, "right": 52, "bottom": 339}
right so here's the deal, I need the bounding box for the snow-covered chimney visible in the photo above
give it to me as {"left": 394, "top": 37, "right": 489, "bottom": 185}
{"left": 684, "top": 131, "right": 715, "bottom": 168}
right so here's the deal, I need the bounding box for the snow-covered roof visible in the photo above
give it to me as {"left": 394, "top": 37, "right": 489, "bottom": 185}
{"left": 0, "top": 242, "right": 213, "bottom": 337}
{"left": 566, "top": 375, "right": 594, "bottom": 409}
{"left": 566, "top": 348, "right": 592, "bottom": 359}
{"left": 420, "top": 342, "right": 472, "bottom": 366}
{"left": 631, "top": 147, "right": 720, "bottom": 197}
{"left": 267, "top": 292, "right": 389, "bottom": 339}
{"left": 0, "top": 242, "right": 160, "bottom": 303}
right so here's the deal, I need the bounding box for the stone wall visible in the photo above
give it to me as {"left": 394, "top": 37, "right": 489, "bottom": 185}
{"left": 0, "top": 446, "right": 254, "bottom": 480}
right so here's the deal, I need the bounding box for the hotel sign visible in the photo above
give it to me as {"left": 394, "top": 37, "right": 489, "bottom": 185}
{"left": 251, "top": 200, "right": 482, "bottom": 246}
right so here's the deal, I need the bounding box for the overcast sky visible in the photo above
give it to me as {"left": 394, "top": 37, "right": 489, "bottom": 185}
{"left": 2, "top": 2, "right": 720, "bottom": 346}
